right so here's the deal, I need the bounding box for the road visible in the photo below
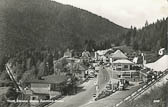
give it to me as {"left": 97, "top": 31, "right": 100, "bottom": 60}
{"left": 48, "top": 78, "right": 96, "bottom": 107}
{"left": 48, "top": 66, "right": 110, "bottom": 107}
{"left": 81, "top": 82, "right": 142, "bottom": 107}
{"left": 81, "top": 67, "right": 143, "bottom": 107}
{"left": 97, "top": 66, "right": 110, "bottom": 93}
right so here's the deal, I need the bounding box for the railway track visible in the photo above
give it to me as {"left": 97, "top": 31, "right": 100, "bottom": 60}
{"left": 114, "top": 71, "right": 168, "bottom": 107}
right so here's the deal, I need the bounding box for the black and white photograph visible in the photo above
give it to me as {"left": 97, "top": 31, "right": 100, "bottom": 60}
{"left": 0, "top": 0, "right": 168, "bottom": 107}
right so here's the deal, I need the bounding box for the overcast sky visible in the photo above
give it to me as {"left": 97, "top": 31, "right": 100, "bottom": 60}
{"left": 53, "top": 0, "right": 168, "bottom": 28}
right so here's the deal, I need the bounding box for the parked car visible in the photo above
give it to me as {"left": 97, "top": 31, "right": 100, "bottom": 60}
{"left": 89, "top": 73, "right": 96, "bottom": 78}
{"left": 93, "top": 93, "right": 96, "bottom": 98}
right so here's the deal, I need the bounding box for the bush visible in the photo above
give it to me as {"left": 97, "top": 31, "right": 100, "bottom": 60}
{"left": 6, "top": 87, "right": 18, "bottom": 100}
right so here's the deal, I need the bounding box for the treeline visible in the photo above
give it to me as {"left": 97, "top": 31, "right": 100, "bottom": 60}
{"left": 121, "top": 18, "right": 168, "bottom": 51}
{"left": 83, "top": 17, "right": 168, "bottom": 52}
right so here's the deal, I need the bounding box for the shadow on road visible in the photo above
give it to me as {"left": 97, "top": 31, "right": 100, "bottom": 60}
{"left": 76, "top": 86, "right": 86, "bottom": 93}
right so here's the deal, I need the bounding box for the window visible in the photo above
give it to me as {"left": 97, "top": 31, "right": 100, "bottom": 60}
{"left": 124, "top": 65, "right": 128, "bottom": 68}
{"left": 31, "top": 96, "right": 38, "bottom": 100}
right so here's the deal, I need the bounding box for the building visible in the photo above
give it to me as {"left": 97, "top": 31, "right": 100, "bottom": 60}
{"left": 113, "top": 59, "right": 133, "bottom": 71}
{"left": 104, "top": 49, "right": 115, "bottom": 59}
{"left": 95, "top": 48, "right": 114, "bottom": 61}
{"left": 109, "top": 50, "right": 128, "bottom": 62}
{"left": 63, "top": 49, "right": 72, "bottom": 58}
{"left": 112, "top": 45, "right": 137, "bottom": 60}
{"left": 112, "top": 59, "right": 140, "bottom": 81}
{"left": 73, "top": 63, "right": 88, "bottom": 81}
{"left": 25, "top": 75, "right": 67, "bottom": 100}
{"left": 81, "top": 50, "right": 90, "bottom": 61}
{"left": 95, "top": 50, "right": 108, "bottom": 61}
{"left": 144, "top": 55, "right": 168, "bottom": 72}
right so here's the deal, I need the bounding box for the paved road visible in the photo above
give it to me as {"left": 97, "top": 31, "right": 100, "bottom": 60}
{"left": 48, "top": 66, "right": 110, "bottom": 107}
{"left": 81, "top": 82, "right": 142, "bottom": 107}
{"left": 49, "top": 78, "right": 96, "bottom": 107}
{"left": 97, "top": 66, "right": 110, "bottom": 93}
{"left": 81, "top": 66, "right": 143, "bottom": 107}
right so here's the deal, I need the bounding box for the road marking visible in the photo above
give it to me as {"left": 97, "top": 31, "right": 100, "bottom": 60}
{"left": 143, "top": 85, "right": 147, "bottom": 88}
{"left": 115, "top": 101, "right": 123, "bottom": 107}
{"left": 138, "top": 88, "right": 142, "bottom": 92}
{"left": 119, "top": 101, "right": 123, "bottom": 104}
{"left": 131, "top": 92, "right": 137, "bottom": 96}
{"left": 115, "top": 101, "right": 122, "bottom": 106}
{"left": 124, "top": 96, "right": 131, "bottom": 101}
{"left": 115, "top": 103, "right": 120, "bottom": 107}
{"left": 148, "top": 81, "right": 152, "bottom": 84}
{"left": 56, "top": 100, "right": 64, "bottom": 102}
{"left": 124, "top": 98, "right": 127, "bottom": 101}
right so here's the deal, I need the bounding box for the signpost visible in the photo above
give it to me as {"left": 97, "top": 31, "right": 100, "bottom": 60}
{"left": 167, "top": 31, "right": 168, "bottom": 53}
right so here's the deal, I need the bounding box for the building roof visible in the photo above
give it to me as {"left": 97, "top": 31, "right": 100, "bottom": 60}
{"left": 74, "top": 63, "right": 87, "bottom": 71}
{"left": 113, "top": 45, "right": 134, "bottom": 53}
{"left": 144, "top": 55, "right": 168, "bottom": 72}
{"left": 63, "top": 49, "right": 72, "bottom": 58}
{"left": 82, "top": 51, "right": 90, "bottom": 57}
{"left": 96, "top": 50, "right": 108, "bottom": 56}
{"left": 113, "top": 59, "right": 133, "bottom": 64}
{"left": 26, "top": 75, "right": 67, "bottom": 84}
{"left": 104, "top": 49, "right": 115, "bottom": 57}
{"left": 96, "top": 48, "right": 114, "bottom": 56}
{"left": 110, "top": 50, "right": 128, "bottom": 59}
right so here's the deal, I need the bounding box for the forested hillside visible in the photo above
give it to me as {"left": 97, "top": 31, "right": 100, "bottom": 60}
{"left": 0, "top": 0, "right": 127, "bottom": 60}
{"left": 121, "top": 19, "right": 168, "bottom": 51}
{"left": 0, "top": 0, "right": 167, "bottom": 78}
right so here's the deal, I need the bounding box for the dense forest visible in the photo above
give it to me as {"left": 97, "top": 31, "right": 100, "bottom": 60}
{"left": 121, "top": 19, "right": 168, "bottom": 51}
{"left": 0, "top": 0, "right": 127, "bottom": 64}
{"left": 0, "top": 0, "right": 167, "bottom": 81}
{"left": 97, "top": 18, "right": 168, "bottom": 52}
{"left": 79, "top": 18, "right": 168, "bottom": 52}
{"left": 0, "top": 0, "right": 127, "bottom": 94}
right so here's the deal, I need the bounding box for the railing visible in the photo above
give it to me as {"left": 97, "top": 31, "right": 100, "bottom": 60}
{"left": 113, "top": 70, "right": 168, "bottom": 107}
{"left": 5, "top": 63, "right": 22, "bottom": 91}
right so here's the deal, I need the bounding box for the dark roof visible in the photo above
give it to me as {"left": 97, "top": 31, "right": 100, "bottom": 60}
{"left": 104, "top": 49, "right": 115, "bottom": 56}
{"left": 113, "top": 45, "right": 134, "bottom": 53}
{"left": 26, "top": 75, "right": 67, "bottom": 84}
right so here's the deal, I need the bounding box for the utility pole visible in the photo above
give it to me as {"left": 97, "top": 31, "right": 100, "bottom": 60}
{"left": 167, "top": 31, "right": 168, "bottom": 54}
{"left": 167, "top": 17, "right": 168, "bottom": 54}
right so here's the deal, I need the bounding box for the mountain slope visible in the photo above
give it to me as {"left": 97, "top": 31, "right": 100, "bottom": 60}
{"left": 121, "top": 18, "right": 168, "bottom": 51}
{"left": 0, "top": 0, "right": 127, "bottom": 58}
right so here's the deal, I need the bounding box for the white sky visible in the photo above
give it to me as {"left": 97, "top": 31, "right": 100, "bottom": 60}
{"left": 53, "top": 0, "right": 168, "bottom": 28}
